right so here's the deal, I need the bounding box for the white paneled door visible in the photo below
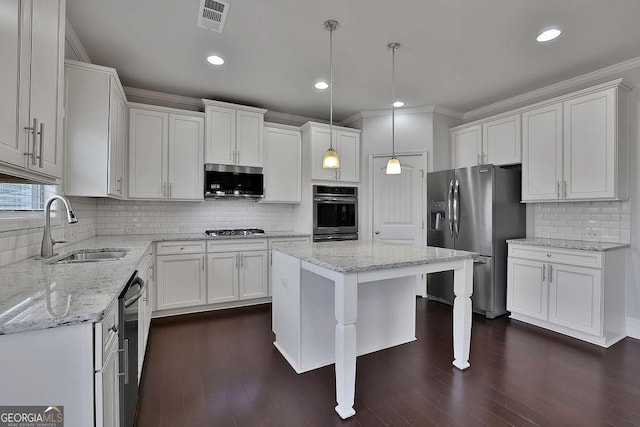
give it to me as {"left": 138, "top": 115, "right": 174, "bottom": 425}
{"left": 371, "top": 154, "right": 425, "bottom": 246}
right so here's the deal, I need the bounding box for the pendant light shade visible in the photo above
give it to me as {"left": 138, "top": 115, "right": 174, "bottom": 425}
{"left": 386, "top": 42, "right": 401, "bottom": 175}
{"left": 322, "top": 19, "right": 340, "bottom": 169}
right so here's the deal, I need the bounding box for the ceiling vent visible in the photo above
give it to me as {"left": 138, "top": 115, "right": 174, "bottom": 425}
{"left": 197, "top": 0, "right": 230, "bottom": 33}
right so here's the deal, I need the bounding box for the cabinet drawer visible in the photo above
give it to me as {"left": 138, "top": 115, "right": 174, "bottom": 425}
{"left": 207, "top": 239, "right": 268, "bottom": 253}
{"left": 268, "top": 237, "right": 310, "bottom": 248}
{"left": 95, "top": 300, "right": 119, "bottom": 369}
{"left": 156, "top": 241, "right": 206, "bottom": 255}
{"left": 508, "top": 244, "right": 602, "bottom": 268}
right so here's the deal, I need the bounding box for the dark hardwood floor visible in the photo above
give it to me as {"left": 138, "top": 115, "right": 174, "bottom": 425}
{"left": 135, "top": 300, "right": 640, "bottom": 426}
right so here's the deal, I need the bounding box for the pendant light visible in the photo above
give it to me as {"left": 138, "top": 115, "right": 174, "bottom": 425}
{"left": 322, "top": 20, "right": 340, "bottom": 169}
{"left": 386, "top": 42, "right": 401, "bottom": 175}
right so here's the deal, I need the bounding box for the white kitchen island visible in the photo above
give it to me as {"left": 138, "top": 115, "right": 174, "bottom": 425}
{"left": 271, "top": 240, "right": 476, "bottom": 419}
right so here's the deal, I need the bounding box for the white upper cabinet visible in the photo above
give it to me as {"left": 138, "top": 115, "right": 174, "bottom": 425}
{"left": 129, "top": 104, "right": 204, "bottom": 200}
{"left": 263, "top": 124, "right": 302, "bottom": 203}
{"left": 203, "top": 99, "right": 267, "bottom": 167}
{"left": 451, "top": 125, "right": 481, "bottom": 168}
{"left": 521, "top": 80, "right": 630, "bottom": 202}
{"left": 302, "top": 122, "right": 361, "bottom": 183}
{"left": 482, "top": 114, "right": 521, "bottom": 165}
{"left": 64, "top": 61, "right": 127, "bottom": 198}
{"left": 451, "top": 114, "right": 521, "bottom": 169}
{"left": 522, "top": 103, "right": 563, "bottom": 201}
{"left": 0, "top": 0, "right": 65, "bottom": 182}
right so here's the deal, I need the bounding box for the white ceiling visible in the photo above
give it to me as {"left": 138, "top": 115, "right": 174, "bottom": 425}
{"left": 66, "top": 0, "right": 640, "bottom": 121}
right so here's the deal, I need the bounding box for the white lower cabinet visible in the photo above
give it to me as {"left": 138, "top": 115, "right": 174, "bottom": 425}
{"left": 268, "top": 237, "right": 310, "bottom": 296}
{"left": 155, "top": 242, "right": 207, "bottom": 311}
{"left": 95, "top": 300, "right": 120, "bottom": 427}
{"left": 207, "top": 240, "right": 268, "bottom": 303}
{"left": 507, "top": 242, "right": 626, "bottom": 347}
{"left": 137, "top": 251, "right": 153, "bottom": 380}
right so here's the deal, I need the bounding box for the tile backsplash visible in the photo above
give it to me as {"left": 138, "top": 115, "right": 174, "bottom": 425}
{"left": 96, "top": 199, "right": 294, "bottom": 235}
{"left": 532, "top": 200, "right": 631, "bottom": 243}
{"left": 0, "top": 197, "right": 98, "bottom": 267}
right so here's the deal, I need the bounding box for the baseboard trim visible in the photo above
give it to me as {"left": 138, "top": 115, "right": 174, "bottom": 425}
{"left": 627, "top": 317, "right": 640, "bottom": 339}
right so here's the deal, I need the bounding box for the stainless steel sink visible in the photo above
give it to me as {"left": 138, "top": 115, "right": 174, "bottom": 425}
{"left": 53, "top": 249, "right": 127, "bottom": 264}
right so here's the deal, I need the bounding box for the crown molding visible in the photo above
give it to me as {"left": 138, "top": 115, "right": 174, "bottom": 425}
{"left": 264, "top": 110, "right": 323, "bottom": 127}
{"left": 342, "top": 105, "right": 463, "bottom": 125}
{"left": 463, "top": 55, "right": 640, "bottom": 122}
{"left": 65, "top": 19, "right": 91, "bottom": 63}
{"left": 124, "top": 87, "right": 203, "bottom": 111}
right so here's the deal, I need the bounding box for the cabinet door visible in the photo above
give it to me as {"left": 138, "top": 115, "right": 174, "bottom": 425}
{"left": 236, "top": 110, "right": 263, "bottom": 167}
{"left": 548, "top": 263, "right": 602, "bottom": 335}
{"left": 336, "top": 130, "right": 360, "bottom": 182}
{"left": 521, "top": 103, "right": 563, "bottom": 201}
{"left": 451, "top": 125, "right": 481, "bottom": 168}
{"left": 129, "top": 108, "right": 168, "bottom": 199}
{"left": 507, "top": 257, "right": 548, "bottom": 320}
{"left": 482, "top": 114, "right": 521, "bottom": 165}
{"left": 29, "top": 0, "right": 64, "bottom": 178}
{"left": 263, "top": 126, "right": 301, "bottom": 202}
{"left": 108, "top": 82, "right": 126, "bottom": 197}
{"left": 239, "top": 251, "right": 268, "bottom": 300}
{"left": 205, "top": 105, "right": 235, "bottom": 164}
{"left": 311, "top": 126, "right": 337, "bottom": 181}
{"left": 168, "top": 114, "right": 204, "bottom": 200}
{"left": 563, "top": 89, "right": 616, "bottom": 200}
{"left": 156, "top": 254, "right": 206, "bottom": 310}
{"left": 95, "top": 344, "right": 119, "bottom": 427}
{"left": 207, "top": 252, "right": 238, "bottom": 304}
{"left": 0, "top": 0, "right": 25, "bottom": 168}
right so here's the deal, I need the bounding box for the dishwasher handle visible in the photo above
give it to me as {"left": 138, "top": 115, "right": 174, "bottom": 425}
{"left": 124, "top": 276, "right": 146, "bottom": 308}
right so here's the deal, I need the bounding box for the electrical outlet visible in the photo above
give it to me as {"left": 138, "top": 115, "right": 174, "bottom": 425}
{"left": 585, "top": 228, "right": 600, "bottom": 240}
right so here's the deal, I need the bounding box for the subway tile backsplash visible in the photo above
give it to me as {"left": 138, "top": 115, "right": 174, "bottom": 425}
{"left": 532, "top": 200, "right": 631, "bottom": 243}
{"left": 96, "top": 199, "right": 294, "bottom": 235}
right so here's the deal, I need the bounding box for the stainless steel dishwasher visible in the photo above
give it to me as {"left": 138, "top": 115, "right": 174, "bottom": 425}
{"left": 118, "top": 271, "right": 146, "bottom": 427}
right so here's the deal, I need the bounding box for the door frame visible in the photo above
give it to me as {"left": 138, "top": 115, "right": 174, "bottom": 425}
{"left": 368, "top": 150, "right": 428, "bottom": 243}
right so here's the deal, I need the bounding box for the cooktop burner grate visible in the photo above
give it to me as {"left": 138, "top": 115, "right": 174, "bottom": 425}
{"left": 205, "top": 228, "right": 265, "bottom": 236}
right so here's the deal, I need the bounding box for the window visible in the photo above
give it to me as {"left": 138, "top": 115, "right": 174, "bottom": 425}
{"left": 0, "top": 183, "right": 46, "bottom": 211}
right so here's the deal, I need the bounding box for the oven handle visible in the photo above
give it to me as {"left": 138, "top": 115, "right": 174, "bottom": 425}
{"left": 314, "top": 197, "right": 358, "bottom": 203}
{"left": 124, "top": 276, "right": 146, "bottom": 308}
{"left": 313, "top": 234, "right": 358, "bottom": 242}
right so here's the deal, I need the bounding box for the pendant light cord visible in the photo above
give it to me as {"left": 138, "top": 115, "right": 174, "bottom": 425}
{"left": 329, "top": 23, "right": 334, "bottom": 150}
{"left": 391, "top": 44, "right": 396, "bottom": 158}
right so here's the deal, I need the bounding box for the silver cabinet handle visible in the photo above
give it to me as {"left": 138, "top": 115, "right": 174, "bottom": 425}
{"left": 557, "top": 181, "right": 560, "bottom": 199}
{"left": 162, "top": 182, "right": 166, "bottom": 197}
{"left": 564, "top": 181, "right": 568, "bottom": 198}
{"left": 236, "top": 150, "right": 240, "bottom": 163}
{"left": 542, "top": 264, "right": 546, "bottom": 282}
{"left": 240, "top": 254, "right": 244, "bottom": 268}
{"left": 549, "top": 264, "right": 554, "bottom": 283}
{"left": 235, "top": 253, "right": 239, "bottom": 268}
{"left": 117, "top": 178, "right": 122, "bottom": 193}
{"left": 24, "top": 118, "right": 38, "bottom": 165}
{"left": 169, "top": 182, "right": 172, "bottom": 198}
{"left": 482, "top": 153, "right": 486, "bottom": 163}
{"left": 374, "top": 230, "right": 380, "bottom": 234}
{"left": 38, "top": 122, "right": 44, "bottom": 167}
{"left": 477, "top": 153, "right": 480, "bottom": 165}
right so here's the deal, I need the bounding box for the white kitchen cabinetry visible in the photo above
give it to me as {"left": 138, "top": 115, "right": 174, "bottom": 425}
{"left": 267, "top": 236, "right": 310, "bottom": 297}
{"left": 128, "top": 104, "right": 204, "bottom": 200}
{"left": 155, "top": 241, "right": 207, "bottom": 310}
{"left": 263, "top": 124, "right": 302, "bottom": 203}
{"left": 450, "top": 114, "right": 521, "bottom": 169}
{"left": 64, "top": 61, "right": 127, "bottom": 198}
{"left": 507, "top": 242, "right": 627, "bottom": 347}
{"left": 521, "top": 80, "right": 630, "bottom": 202}
{"left": 207, "top": 239, "right": 268, "bottom": 303}
{"left": 95, "top": 301, "right": 119, "bottom": 427}
{"left": 302, "top": 122, "right": 361, "bottom": 183}
{"left": 203, "top": 99, "right": 267, "bottom": 167}
{"left": 137, "top": 251, "right": 153, "bottom": 380}
{"left": 0, "top": 0, "right": 65, "bottom": 182}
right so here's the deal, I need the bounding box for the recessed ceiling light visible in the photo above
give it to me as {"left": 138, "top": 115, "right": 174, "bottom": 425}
{"left": 315, "top": 81, "right": 329, "bottom": 90}
{"left": 206, "top": 55, "right": 225, "bottom": 66}
{"left": 393, "top": 101, "right": 405, "bottom": 108}
{"left": 536, "top": 28, "right": 562, "bottom": 42}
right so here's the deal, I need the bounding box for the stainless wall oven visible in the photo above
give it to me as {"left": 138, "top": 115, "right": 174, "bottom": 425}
{"left": 313, "top": 185, "right": 358, "bottom": 241}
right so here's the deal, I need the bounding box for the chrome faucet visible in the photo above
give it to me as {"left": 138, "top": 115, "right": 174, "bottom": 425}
{"left": 41, "top": 195, "right": 78, "bottom": 258}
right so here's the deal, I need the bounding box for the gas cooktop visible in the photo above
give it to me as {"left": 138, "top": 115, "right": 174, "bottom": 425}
{"left": 205, "top": 228, "right": 266, "bottom": 237}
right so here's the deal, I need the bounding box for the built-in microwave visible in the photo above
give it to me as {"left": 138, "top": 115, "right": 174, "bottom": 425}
{"left": 204, "top": 164, "right": 264, "bottom": 199}
{"left": 313, "top": 185, "right": 358, "bottom": 242}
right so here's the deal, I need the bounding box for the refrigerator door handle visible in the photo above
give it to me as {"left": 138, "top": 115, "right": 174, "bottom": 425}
{"left": 453, "top": 179, "right": 460, "bottom": 238}
{"left": 447, "top": 180, "right": 454, "bottom": 238}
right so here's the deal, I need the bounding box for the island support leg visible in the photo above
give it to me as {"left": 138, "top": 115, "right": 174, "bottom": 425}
{"left": 334, "top": 273, "right": 358, "bottom": 419}
{"left": 452, "top": 258, "right": 473, "bottom": 370}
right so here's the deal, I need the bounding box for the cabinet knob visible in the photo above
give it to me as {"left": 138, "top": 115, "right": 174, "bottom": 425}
{"left": 374, "top": 230, "right": 380, "bottom": 235}
{"left": 547, "top": 253, "right": 551, "bottom": 258}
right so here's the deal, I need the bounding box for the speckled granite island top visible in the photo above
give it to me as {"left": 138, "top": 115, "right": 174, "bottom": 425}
{"left": 272, "top": 240, "right": 476, "bottom": 273}
{"left": 507, "top": 237, "right": 630, "bottom": 252}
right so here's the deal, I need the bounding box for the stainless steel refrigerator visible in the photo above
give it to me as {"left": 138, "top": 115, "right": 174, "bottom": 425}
{"left": 426, "top": 164, "right": 525, "bottom": 318}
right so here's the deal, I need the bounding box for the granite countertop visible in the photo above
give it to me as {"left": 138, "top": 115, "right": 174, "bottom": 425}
{"left": 272, "top": 240, "right": 476, "bottom": 273}
{"left": 0, "top": 232, "right": 309, "bottom": 335}
{"left": 506, "top": 237, "right": 630, "bottom": 252}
